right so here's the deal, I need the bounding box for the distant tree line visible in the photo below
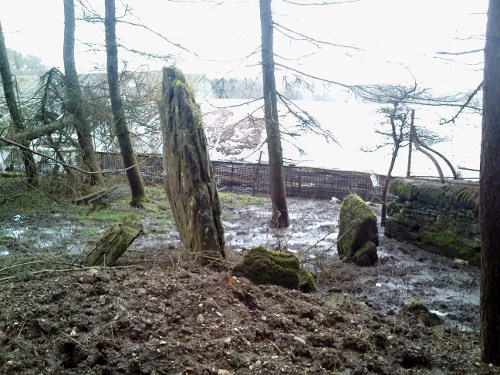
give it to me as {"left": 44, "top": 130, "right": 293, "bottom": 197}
{"left": 6, "top": 48, "right": 48, "bottom": 76}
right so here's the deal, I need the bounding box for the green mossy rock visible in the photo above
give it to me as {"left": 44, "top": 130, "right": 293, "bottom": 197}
{"left": 232, "top": 246, "right": 316, "bottom": 292}
{"left": 337, "top": 193, "right": 379, "bottom": 266}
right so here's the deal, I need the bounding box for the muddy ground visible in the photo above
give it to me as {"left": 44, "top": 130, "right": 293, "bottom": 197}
{"left": 0, "top": 183, "right": 496, "bottom": 374}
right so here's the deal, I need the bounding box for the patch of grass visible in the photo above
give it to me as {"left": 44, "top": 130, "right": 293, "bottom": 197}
{"left": 434, "top": 329, "right": 445, "bottom": 340}
{"left": 228, "top": 351, "right": 245, "bottom": 368}
{"left": 219, "top": 191, "right": 268, "bottom": 221}
{"left": 219, "top": 191, "right": 268, "bottom": 209}
{"left": 0, "top": 235, "right": 15, "bottom": 243}
{"left": 75, "top": 207, "right": 143, "bottom": 223}
{"left": 0, "top": 181, "right": 67, "bottom": 219}
{"left": 329, "top": 295, "right": 346, "bottom": 308}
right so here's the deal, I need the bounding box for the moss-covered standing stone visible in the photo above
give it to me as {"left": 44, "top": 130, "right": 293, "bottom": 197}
{"left": 232, "top": 246, "right": 316, "bottom": 292}
{"left": 337, "top": 193, "right": 379, "bottom": 266}
{"left": 159, "top": 66, "right": 225, "bottom": 265}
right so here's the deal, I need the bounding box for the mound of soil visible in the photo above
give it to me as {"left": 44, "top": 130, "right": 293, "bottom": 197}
{"left": 0, "top": 251, "right": 497, "bottom": 374}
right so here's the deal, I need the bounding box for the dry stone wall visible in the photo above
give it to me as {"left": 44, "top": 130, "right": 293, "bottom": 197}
{"left": 384, "top": 178, "right": 480, "bottom": 266}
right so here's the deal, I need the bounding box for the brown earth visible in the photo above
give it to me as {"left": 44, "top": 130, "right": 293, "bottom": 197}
{"left": 0, "top": 184, "right": 497, "bottom": 374}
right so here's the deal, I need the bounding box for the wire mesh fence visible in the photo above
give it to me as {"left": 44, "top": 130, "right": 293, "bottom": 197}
{"left": 97, "top": 152, "right": 385, "bottom": 201}
{"left": 1, "top": 150, "right": 385, "bottom": 201}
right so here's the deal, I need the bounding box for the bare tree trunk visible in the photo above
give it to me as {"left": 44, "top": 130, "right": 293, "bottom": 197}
{"left": 104, "top": 0, "right": 147, "bottom": 208}
{"left": 480, "top": 0, "right": 500, "bottom": 365}
{"left": 380, "top": 146, "right": 399, "bottom": 227}
{"left": 63, "top": 0, "right": 103, "bottom": 186}
{"left": 0, "top": 21, "right": 38, "bottom": 187}
{"left": 406, "top": 110, "right": 414, "bottom": 178}
{"left": 260, "top": 0, "right": 289, "bottom": 228}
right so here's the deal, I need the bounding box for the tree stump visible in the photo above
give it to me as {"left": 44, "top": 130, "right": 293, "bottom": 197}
{"left": 159, "top": 66, "right": 225, "bottom": 265}
{"left": 82, "top": 223, "right": 142, "bottom": 267}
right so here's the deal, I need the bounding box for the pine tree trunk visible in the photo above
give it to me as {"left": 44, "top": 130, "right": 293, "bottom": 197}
{"left": 159, "top": 66, "right": 225, "bottom": 266}
{"left": 104, "top": 0, "right": 147, "bottom": 208}
{"left": 260, "top": 0, "right": 289, "bottom": 228}
{"left": 63, "top": 0, "right": 103, "bottom": 186}
{"left": 480, "top": 0, "right": 500, "bottom": 365}
{"left": 381, "top": 146, "right": 399, "bottom": 227}
{"left": 0, "top": 21, "right": 38, "bottom": 187}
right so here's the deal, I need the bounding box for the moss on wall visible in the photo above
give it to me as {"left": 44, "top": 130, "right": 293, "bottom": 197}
{"left": 389, "top": 179, "right": 414, "bottom": 201}
{"left": 418, "top": 229, "right": 479, "bottom": 264}
{"left": 385, "top": 178, "right": 480, "bottom": 266}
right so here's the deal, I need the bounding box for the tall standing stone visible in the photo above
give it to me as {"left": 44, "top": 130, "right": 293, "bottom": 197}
{"left": 159, "top": 66, "right": 225, "bottom": 265}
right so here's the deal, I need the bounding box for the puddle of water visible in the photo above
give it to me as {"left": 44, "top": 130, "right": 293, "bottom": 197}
{"left": 4, "top": 228, "right": 26, "bottom": 238}
{"left": 0, "top": 223, "right": 79, "bottom": 254}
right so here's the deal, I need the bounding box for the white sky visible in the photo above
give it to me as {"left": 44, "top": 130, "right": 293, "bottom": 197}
{"left": 0, "top": 0, "right": 487, "bottom": 95}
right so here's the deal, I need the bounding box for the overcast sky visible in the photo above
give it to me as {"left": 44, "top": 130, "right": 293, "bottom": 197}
{"left": 0, "top": 0, "right": 488, "bottom": 95}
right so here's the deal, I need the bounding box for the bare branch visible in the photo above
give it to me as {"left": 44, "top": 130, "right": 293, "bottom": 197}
{"left": 275, "top": 62, "right": 354, "bottom": 89}
{"left": 277, "top": 93, "right": 339, "bottom": 145}
{"left": 274, "top": 22, "right": 361, "bottom": 51}
{"left": 204, "top": 97, "right": 264, "bottom": 109}
{"left": 117, "top": 44, "right": 175, "bottom": 61}
{"left": 116, "top": 20, "right": 201, "bottom": 57}
{"left": 281, "top": 0, "right": 359, "bottom": 5}
{"left": 0, "top": 135, "right": 148, "bottom": 175}
{"left": 433, "top": 55, "right": 484, "bottom": 67}
{"left": 440, "top": 81, "right": 483, "bottom": 125}
{"left": 436, "top": 48, "right": 484, "bottom": 56}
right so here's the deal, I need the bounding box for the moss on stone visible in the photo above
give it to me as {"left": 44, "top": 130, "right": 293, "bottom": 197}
{"left": 389, "top": 213, "right": 419, "bottom": 229}
{"left": 386, "top": 179, "right": 480, "bottom": 266}
{"left": 337, "top": 193, "right": 378, "bottom": 266}
{"left": 443, "top": 185, "right": 479, "bottom": 211}
{"left": 232, "top": 246, "right": 315, "bottom": 292}
{"left": 299, "top": 268, "right": 316, "bottom": 293}
{"left": 338, "top": 194, "right": 376, "bottom": 251}
{"left": 416, "top": 184, "right": 444, "bottom": 206}
{"left": 419, "top": 229, "right": 480, "bottom": 266}
{"left": 389, "top": 178, "right": 414, "bottom": 201}
{"left": 353, "top": 241, "right": 378, "bottom": 266}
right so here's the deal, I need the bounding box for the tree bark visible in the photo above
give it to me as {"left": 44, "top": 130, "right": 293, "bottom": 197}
{"left": 0, "top": 21, "right": 38, "bottom": 187}
{"left": 63, "top": 0, "right": 103, "bottom": 186}
{"left": 380, "top": 146, "right": 399, "bottom": 227}
{"left": 380, "top": 103, "right": 401, "bottom": 226}
{"left": 104, "top": 0, "right": 147, "bottom": 208}
{"left": 260, "top": 0, "right": 289, "bottom": 228}
{"left": 159, "top": 66, "right": 225, "bottom": 266}
{"left": 480, "top": 0, "right": 500, "bottom": 365}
